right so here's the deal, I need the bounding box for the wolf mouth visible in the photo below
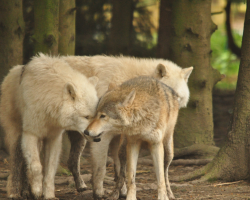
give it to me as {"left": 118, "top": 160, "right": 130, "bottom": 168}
{"left": 92, "top": 132, "right": 103, "bottom": 142}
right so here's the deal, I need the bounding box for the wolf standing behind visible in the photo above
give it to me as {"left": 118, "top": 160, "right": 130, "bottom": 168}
{"left": 85, "top": 76, "right": 189, "bottom": 200}
{"left": 0, "top": 54, "right": 99, "bottom": 199}
{"left": 62, "top": 55, "right": 193, "bottom": 198}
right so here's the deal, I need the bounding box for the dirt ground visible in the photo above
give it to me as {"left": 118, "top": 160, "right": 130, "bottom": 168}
{"left": 1, "top": 89, "right": 250, "bottom": 200}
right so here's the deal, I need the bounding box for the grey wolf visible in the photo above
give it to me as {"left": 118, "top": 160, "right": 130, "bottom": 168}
{"left": 84, "top": 76, "right": 189, "bottom": 200}
{"left": 0, "top": 54, "right": 99, "bottom": 199}
{"left": 61, "top": 55, "right": 193, "bottom": 198}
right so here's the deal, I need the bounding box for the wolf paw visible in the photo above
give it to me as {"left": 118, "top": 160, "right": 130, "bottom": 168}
{"left": 76, "top": 185, "right": 88, "bottom": 193}
{"left": 168, "top": 193, "right": 175, "bottom": 200}
{"left": 106, "top": 189, "right": 120, "bottom": 200}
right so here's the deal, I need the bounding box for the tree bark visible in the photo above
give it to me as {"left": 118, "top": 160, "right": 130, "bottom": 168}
{"left": 156, "top": 0, "right": 173, "bottom": 59}
{"left": 33, "top": 0, "right": 59, "bottom": 55}
{"left": 58, "top": 0, "right": 76, "bottom": 55}
{"left": 0, "top": 0, "right": 25, "bottom": 150}
{"left": 58, "top": 0, "right": 76, "bottom": 166}
{"left": 173, "top": 0, "right": 250, "bottom": 182}
{"left": 108, "top": 0, "right": 134, "bottom": 55}
{"left": 168, "top": 0, "right": 222, "bottom": 148}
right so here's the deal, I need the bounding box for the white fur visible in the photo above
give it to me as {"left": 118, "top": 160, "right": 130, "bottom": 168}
{"left": 61, "top": 55, "right": 193, "bottom": 199}
{"left": 0, "top": 54, "right": 98, "bottom": 199}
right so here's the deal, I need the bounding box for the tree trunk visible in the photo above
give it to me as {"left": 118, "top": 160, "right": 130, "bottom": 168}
{"left": 156, "top": 0, "right": 173, "bottom": 59}
{"left": 33, "top": 0, "right": 59, "bottom": 55}
{"left": 225, "top": 0, "right": 241, "bottom": 57}
{"left": 173, "top": 0, "right": 250, "bottom": 182}
{"left": 0, "top": 0, "right": 25, "bottom": 150}
{"left": 58, "top": 0, "right": 76, "bottom": 165}
{"left": 58, "top": 0, "right": 76, "bottom": 55}
{"left": 108, "top": 0, "right": 133, "bottom": 55}
{"left": 168, "top": 0, "right": 221, "bottom": 148}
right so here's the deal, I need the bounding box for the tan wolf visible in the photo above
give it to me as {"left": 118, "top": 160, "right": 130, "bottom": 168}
{"left": 0, "top": 54, "right": 99, "bottom": 199}
{"left": 84, "top": 76, "right": 187, "bottom": 200}
{"left": 60, "top": 55, "right": 193, "bottom": 199}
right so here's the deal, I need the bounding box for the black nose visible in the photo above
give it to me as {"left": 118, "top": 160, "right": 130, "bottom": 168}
{"left": 84, "top": 130, "right": 89, "bottom": 136}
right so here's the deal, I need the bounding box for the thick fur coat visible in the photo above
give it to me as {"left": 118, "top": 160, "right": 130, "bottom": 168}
{"left": 85, "top": 76, "right": 182, "bottom": 200}
{"left": 0, "top": 54, "right": 99, "bottom": 199}
{"left": 61, "top": 55, "right": 193, "bottom": 199}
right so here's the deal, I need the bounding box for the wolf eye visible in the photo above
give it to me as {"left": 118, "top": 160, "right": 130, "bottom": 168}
{"left": 85, "top": 116, "right": 90, "bottom": 119}
{"left": 100, "top": 114, "right": 106, "bottom": 118}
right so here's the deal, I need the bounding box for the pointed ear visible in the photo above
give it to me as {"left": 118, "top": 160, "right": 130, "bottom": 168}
{"left": 122, "top": 89, "right": 136, "bottom": 107}
{"left": 155, "top": 63, "right": 167, "bottom": 78}
{"left": 65, "top": 83, "right": 76, "bottom": 100}
{"left": 182, "top": 67, "right": 193, "bottom": 82}
{"left": 108, "top": 82, "right": 117, "bottom": 91}
{"left": 88, "top": 76, "right": 99, "bottom": 87}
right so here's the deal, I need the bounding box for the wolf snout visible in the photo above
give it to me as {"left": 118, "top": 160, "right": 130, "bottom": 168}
{"left": 84, "top": 130, "right": 89, "bottom": 136}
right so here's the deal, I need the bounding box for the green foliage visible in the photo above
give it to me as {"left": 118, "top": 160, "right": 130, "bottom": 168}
{"left": 211, "top": 26, "right": 242, "bottom": 89}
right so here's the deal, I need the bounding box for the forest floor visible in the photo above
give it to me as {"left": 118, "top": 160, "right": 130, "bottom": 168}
{"left": 1, "top": 89, "right": 250, "bottom": 200}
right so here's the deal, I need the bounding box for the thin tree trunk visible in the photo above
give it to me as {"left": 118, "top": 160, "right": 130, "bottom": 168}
{"left": 108, "top": 0, "right": 133, "bottom": 55}
{"left": 168, "top": 0, "right": 221, "bottom": 148}
{"left": 156, "top": 0, "right": 173, "bottom": 59}
{"left": 33, "top": 0, "right": 59, "bottom": 55}
{"left": 0, "top": 0, "right": 25, "bottom": 150}
{"left": 58, "top": 0, "right": 76, "bottom": 165}
{"left": 173, "top": 0, "right": 250, "bottom": 182}
{"left": 59, "top": 0, "right": 76, "bottom": 55}
{"left": 225, "top": 0, "right": 241, "bottom": 57}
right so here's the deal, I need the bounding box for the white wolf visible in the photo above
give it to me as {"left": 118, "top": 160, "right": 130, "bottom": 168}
{"left": 61, "top": 55, "right": 193, "bottom": 199}
{"left": 84, "top": 76, "right": 189, "bottom": 200}
{"left": 0, "top": 54, "right": 99, "bottom": 199}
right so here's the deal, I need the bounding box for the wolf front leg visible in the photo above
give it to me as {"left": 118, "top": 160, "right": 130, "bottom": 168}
{"left": 21, "top": 133, "right": 43, "bottom": 199}
{"left": 42, "top": 132, "right": 63, "bottom": 199}
{"left": 150, "top": 142, "right": 169, "bottom": 200}
{"left": 67, "top": 131, "right": 88, "bottom": 192}
{"left": 91, "top": 132, "right": 115, "bottom": 199}
{"left": 107, "top": 135, "right": 127, "bottom": 200}
{"left": 126, "top": 137, "right": 141, "bottom": 200}
{"left": 163, "top": 134, "right": 175, "bottom": 200}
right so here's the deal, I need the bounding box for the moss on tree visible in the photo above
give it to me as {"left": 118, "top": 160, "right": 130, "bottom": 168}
{"left": 33, "top": 0, "right": 59, "bottom": 55}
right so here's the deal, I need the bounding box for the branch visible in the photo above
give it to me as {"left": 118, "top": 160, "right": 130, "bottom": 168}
{"left": 225, "top": 1, "right": 241, "bottom": 57}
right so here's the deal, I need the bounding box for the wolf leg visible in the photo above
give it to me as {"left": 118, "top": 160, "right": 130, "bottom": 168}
{"left": 91, "top": 132, "right": 114, "bottom": 199}
{"left": 107, "top": 135, "right": 127, "bottom": 200}
{"left": 164, "top": 135, "right": 175, "bottom": 199}
{"left": 42, "top": 133, "right": 63, "bottom": 199}
{"left": 150, "top": 142, "right": 168, "bottom": 200}
{"left": 67, "top": 131, "right": 88, "bottom": 192}
{"left": 126, "top": 137, "right": 141, "bottom": 200}
{"left": 21, "top": 133, "right": 43, "bottom": 199}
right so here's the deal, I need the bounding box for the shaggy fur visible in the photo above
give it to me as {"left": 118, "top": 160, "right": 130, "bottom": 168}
{"left": 60, "top": 55, "right": 193, "bottom": 199}
{"left": 85, "top": 76, "right": 186, "bottom": 200}
{"left": 0, "top": 54, "right": 99, "bottom": 199}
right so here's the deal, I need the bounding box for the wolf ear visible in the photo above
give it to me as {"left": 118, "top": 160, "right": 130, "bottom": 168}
{"left": 65, "top": 83, "right": 76, "bottom": 100}
{"left": 155, "top": 63, "right": 168, "bottom": 78}
{"left": 88, "top": 76, "right": 99, "bottom": 87}
{"left": 182, "top": 67, "right": 193, "bottom": 82}
{"left": 108, "top": 82, "right": 117, "bottom": 91}
{"left": 122, "top": 89, "right": 136, "bottom": 107}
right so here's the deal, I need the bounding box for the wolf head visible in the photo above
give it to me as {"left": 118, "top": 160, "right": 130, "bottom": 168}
{"left": 153, "top": 62, "right": 193, "bottom": 108}
{"left": 83, "top": 83, "right": 140, "bottom": 139}
{"left": 59, "top": 76, "right": 99, "bottom": 142}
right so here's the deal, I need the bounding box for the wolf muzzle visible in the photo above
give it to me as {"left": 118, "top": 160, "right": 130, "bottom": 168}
{"left": 83, "top": 130, "right": 102, "bottom": 142}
